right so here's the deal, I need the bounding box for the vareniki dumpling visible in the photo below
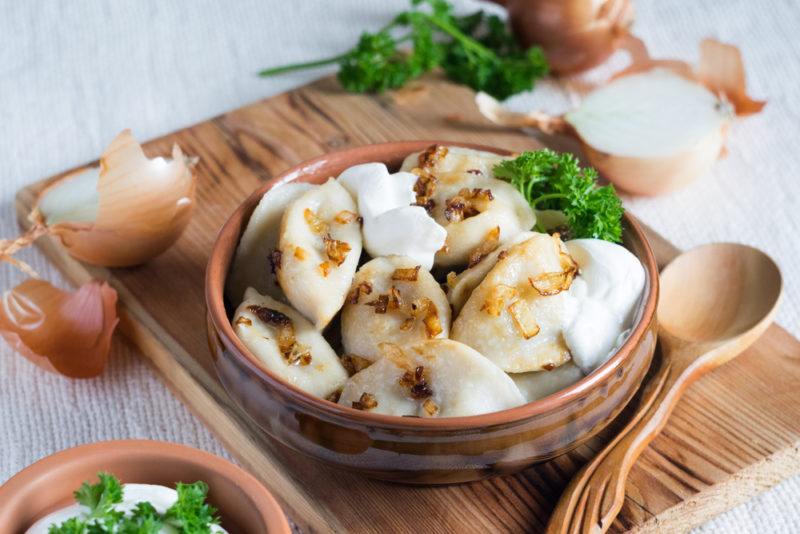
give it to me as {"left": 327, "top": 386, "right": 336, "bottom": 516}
{"left": 447, "top": 231, "right": 536, "bottom": 315}
{"left": 226, "top": 182, "right": 313, "bottom": 304}
{"left": 451, "top": 233, "right": 578, "bottom": 373}
{"left": 338, "top": 340, "right": 524, "bottom": 417}
{"left": 277, "top": 178, "right": 362, "bottom": 329}
{"left": 232, "top": 288, "right": 348, "bottom": 398}
{"left": 511, "top": 362, "right": 585, "bottom": 403}
{"left": 341, "top": 255, "right": 451, "bottom": 362}
{"left": 401, "top": 145, "right": 535, "bottom": 268}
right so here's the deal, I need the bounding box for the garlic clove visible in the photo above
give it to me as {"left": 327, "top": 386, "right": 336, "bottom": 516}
{"left": 0, "top": 279, "right": 118, "bottom": 378}
{"left": 32, "top": 130, "right": 197, "bottom": 267}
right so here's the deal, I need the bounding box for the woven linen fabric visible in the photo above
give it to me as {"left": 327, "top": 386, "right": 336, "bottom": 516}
{"left": 1, "top": 0, "right": 798, "bottom": 532}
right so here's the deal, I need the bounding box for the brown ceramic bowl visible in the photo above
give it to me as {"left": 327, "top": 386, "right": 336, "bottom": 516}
{"left": 0, "top": 440, "right": 291, "bottom": 533}
{"left": 206, "top": 141, "right": 659, "bottom": 484}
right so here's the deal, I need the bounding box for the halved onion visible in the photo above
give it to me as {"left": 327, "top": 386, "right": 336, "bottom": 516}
{"left": 476, "top": 38, "right": 765, "bottom": 195}
{"left": 29, "top": 129, "right": 197, "bottom": 266}
{"left": 0, "top": 279, "right": 118, "bottom": 378}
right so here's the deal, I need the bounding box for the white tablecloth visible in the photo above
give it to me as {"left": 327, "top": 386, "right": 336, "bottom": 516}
{"left": 1, "top": 1, "right": 798, "bottom": 531}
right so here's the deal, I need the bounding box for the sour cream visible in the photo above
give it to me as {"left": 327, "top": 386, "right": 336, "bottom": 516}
{"left": 563, "top": 239, "right": 646, "bottom": 372}
{"left": 337, "top": 163, "right": 446, "bottom": 270}
{"left": 26, "top": 483, "right": 227, "bottom": 533}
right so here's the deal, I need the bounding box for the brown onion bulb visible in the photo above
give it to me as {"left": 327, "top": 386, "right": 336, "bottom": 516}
{"left": 495, "top": 0, "right": 634, "bottom": 74}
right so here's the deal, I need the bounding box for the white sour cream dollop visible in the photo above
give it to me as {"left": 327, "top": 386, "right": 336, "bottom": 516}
{"left": 26, "top": 483, "right": 227, "bottom": 533}
{"left": 563, "top": 239, "right": 646, "bottom": 372}
{"left": 337, "top": 163, "right": 446, "bottom": 270}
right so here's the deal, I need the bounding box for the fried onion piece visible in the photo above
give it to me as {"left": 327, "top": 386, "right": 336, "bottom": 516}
{"left": 391, "top": 265, "right": 421, "bottom": 282}
{"left": 422, "top": 398, "right": 439, "bottom": 417}
{"left": 480, "top": 284, "right": 519, "bottom": 317}
{"left": 410, "top": 297, "right": 443, "bottom": 338}
{"left": 352, "top": 392, "right": 378, "bottom": 410}
{"left": 346, "top": 281, "right": 373, "bottom": 304}
{"left": 507, "top": 300, "right": 541, "bottom": 339}
{"left": 399, "top": 365, "right": 433, "bottom": 399}
{"left": 248, "top": 304, "right": 311, "bottom": 366}
{"left": 340, "top": 353, "right": 373, "bottom": 376}
{"left": 444, "top": 188, "right": 494, "bottom": 223}
{"left": 467, "top": 226, "right": 501, "bottom": 268}
{"left": 323, "top": 234, "right": 351, "bottom": 266}
{"left": 303, "top": 208, "right": 328, "bottom": 234}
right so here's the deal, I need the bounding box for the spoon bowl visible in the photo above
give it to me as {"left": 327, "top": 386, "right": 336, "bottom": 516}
{"left": 547, "top": 243, "right": 782, "bottom": 534}
{"left": 659, "top": 243, "right": 781, "bottom": 342}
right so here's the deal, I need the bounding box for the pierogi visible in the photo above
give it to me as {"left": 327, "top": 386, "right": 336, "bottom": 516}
{"left": 511, "top": 362, "right": 585, "bottom": 403}
{"left": 447, "top": 230, "right": 536, "bottom": 314}
{"left": 341, "top": 255, "right": 451, "bottom": 362}
{"left": 232, "top": 288, "right": 348, "bottom": 398}
{"left": 226, "top": 182, "right": 313, "bottom": 304}
{"left": 277, "top": 178, "right": 362, "bottom": 330}
{"left": 401, "top": 145, "right": 536, "bottom": 267}
{"left": 338, "top": 340, "right": 524, "bottom": 417}
{"left": 451, "top": 233, "right": 578, "bottom": 373}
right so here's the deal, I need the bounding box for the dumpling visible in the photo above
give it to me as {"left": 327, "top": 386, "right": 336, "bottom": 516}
{"left": 341, "top": 256, "right": 451, "bottom": 362}
{"left": 338, "top": 340, "right": 524, "bottom": 417}
{"left": 447, "top": 231, "right": 536, "bottom": 314}
{"left": 401, "top": 145, "right": 535, "bottom": 267}
{"left": 277, "top": 178, "right": 362, "bottom": 329}
{"left": 451, "top": 233, "right": 579, "bottom": 373}
{"left": 232, "top": 288, "right": 348, "bottom": 398}
{"left": 226, "top": 182, "right": 313, "bottom": 304}
{"left": 511, "top": 362, "right": 584, "bottom": 403}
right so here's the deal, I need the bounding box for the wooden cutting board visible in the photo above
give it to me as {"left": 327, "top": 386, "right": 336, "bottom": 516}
{"left": 15, "top": 75, "right": 800, "bottom": 533}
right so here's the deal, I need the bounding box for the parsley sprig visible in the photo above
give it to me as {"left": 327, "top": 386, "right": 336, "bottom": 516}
{"left": 259, "top": 0, "right": 548, "bottom": 100}
{"left": 493, "top": 150, "right": 624, "bottom": 242}
{"left": 48, "top": 473, "right": 220, "bottom": 534}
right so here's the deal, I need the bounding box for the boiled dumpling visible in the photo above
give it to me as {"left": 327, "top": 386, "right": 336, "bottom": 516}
{"left": 341, "top": 256, "right": 451, "bottom": 362}
{"left": 232, "top": 288, "right": 348, "bottom": 398}
{"left": 226, "top": 182, "right": 314, "bottom": 304}
{"left": 338, "top": 340, "right": 524, "bottom": 417}
{"left": 451, "top": 233, "right": 578, "bottom": 373}
{"left": 511, "top": 362, "right": 584, "bottom": 403}
{"left": 401, "top": 145, "right": 535, "bottom": 267}
{"left": 277, "top": 178, "right": 362, "bottom": 329}
{"left": 447, "top": 231, "right": 536, "bottom": 314}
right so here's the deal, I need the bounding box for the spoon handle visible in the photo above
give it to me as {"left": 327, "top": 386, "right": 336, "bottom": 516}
{"left": 545, "top": 351, "right": 686, "bottom": 534}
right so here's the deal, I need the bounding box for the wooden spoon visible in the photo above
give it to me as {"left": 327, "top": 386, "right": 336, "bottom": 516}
{"left": 546, "top": 243, "right": 782, "bottom": 534}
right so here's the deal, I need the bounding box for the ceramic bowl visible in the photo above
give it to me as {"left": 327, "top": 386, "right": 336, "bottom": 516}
{"left": 0, "top": 440, "right": 291, "bottom": 533}
{"left": 206, "top": 141, "right": 659, "bottom": 484}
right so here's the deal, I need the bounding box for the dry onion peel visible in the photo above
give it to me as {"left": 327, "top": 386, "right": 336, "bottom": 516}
{"left": 28, "top": 129, "right": 197, "bottom": 267}
{"left": 0, "top": 279, "right": 118, "bottom": 378}
{"left": 499, "top": 0, "right": 635, "bottom": 74}
{"left": 476, "top": 38, "right": 765, "bottom": 195}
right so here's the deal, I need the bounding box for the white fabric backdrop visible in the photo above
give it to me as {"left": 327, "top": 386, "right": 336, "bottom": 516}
{"left": 1, "top": 1, "right": 798, "bottom": 531}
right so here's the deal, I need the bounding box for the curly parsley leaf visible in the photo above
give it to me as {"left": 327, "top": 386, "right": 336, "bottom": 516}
{"left": 163, "top": 481, "right": 220, "bottom": 533}
{"left": 259, "top": 0, "right": 548, "bottom": 100}
{"left": 50, "top": 474, "right": 219, "bottom": 534}
{"left": 493, "top": 150, "right": 624, "bottom": 242}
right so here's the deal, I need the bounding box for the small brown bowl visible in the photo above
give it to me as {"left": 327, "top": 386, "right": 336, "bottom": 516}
{"left": 0, "top": 440, "right": 291, "bottom": 533}
{"left": 206, "top": 141, "right": 659, "bottom": 484}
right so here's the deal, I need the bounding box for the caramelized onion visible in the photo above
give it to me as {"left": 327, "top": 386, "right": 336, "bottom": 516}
{"left": 0, "top": 279, "right": 118, "bottom": 378}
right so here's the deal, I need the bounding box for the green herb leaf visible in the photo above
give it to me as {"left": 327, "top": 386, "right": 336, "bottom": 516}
{"left": 163, "top": 481, "right": 220, "bottom": 533}
{"left": 51, "top": 473, "right": 220, "bottom": 534}
{"left": 74, "top": 472, "right": 123, "bottom": 517}
{"left": 493, "top": 149, "right": 624, "bottom": 242}
{"left": 259, "top": 0, "right": 548, "bottom": 100}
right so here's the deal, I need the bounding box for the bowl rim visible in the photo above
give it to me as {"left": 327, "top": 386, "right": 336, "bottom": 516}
{"left": 206, "top": 140, "right": 659, "bottom": 430}
{"left": 0, "top": 439, "right": 292, "bottom": 533}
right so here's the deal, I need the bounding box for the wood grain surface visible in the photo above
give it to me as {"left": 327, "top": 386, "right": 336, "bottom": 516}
{"left": 15, "top": 74, "right": 800, "bottom": 533}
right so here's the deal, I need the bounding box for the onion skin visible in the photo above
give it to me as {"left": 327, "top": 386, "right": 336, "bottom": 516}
{"left": 497, "top": 0, "right": 634, "bottom": 73}
{"left": 31, "top": 130, "right": 197, "bottom": 267}
{"left": 578, "top": 128, "right": 726, "bottom": 196}
{"left": 0, "top": 279, "right": 118, "bottom": 378}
